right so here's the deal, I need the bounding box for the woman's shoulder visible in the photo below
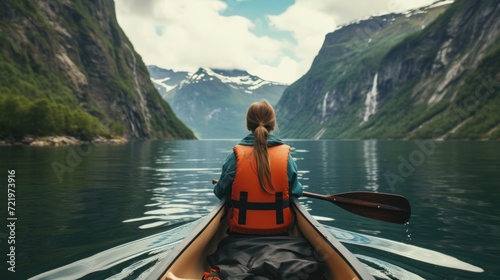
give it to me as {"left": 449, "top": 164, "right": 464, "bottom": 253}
{"left": 238, "top": 134, "right": 254, "bottom": 146}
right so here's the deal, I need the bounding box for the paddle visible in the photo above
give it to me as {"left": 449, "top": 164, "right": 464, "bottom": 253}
{"left": 302, "top": 191, "right": 410, "bottom": 224}
{"left": 212, "top": 180, "right": 411, "bottom": 224}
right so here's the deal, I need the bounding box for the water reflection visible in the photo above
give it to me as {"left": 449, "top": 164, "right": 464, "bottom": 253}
{"left": 122, "top": 141, "right": 228, "bottom": 229}
{"left": 363, "top": 140, "right": 379, "bottom": 191}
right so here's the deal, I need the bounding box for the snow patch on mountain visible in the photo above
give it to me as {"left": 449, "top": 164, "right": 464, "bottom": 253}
{"left": 339, "top": 0, "right": 454, "bottom": 29}
{"left": 151, "top": 77, "right": 177, "bottom": 92}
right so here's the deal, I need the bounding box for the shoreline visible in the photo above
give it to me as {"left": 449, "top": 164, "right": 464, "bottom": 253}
{"left": 0, "top": 135, "right": 128, "bottom": 146}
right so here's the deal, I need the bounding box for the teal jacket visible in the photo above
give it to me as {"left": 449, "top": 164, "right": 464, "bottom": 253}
{"left": 214, "top": 133, "right": 303, "bottom": 199}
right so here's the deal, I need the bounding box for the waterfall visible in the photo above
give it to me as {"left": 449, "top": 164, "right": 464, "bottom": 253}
{"left": 125, "top": 44, "right": 151, "bottom": 135}
{"left": 363, "top": 73, "right": 378, "bottom": 122}
{"left": 322, "top": 91, "right": 329, "bottom": 121}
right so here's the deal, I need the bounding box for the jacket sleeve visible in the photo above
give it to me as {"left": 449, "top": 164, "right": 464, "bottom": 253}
{"left": 287, "top": 154, "right": 303, "bottom": 197}
{"left": 214, "top": 153, "right": 237, "bottom": 199}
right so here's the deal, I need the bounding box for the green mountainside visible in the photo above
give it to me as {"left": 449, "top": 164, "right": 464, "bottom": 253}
{"left": 0, "top": 0, "right": 195, "bottom": 141}
{"left": 276, "top": 0, "right": 500, "bottom": 140}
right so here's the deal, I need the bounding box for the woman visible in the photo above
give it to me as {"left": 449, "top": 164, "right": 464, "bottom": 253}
{"left": 214, "top": 100, "right": 302, "bottom": 233}
{"left": 206, "top": 100, "right": 324, "bottom": 280}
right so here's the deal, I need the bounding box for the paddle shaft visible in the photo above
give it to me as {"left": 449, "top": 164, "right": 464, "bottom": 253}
{"left": 303, "top": 191, "right": 404, "bottom": 211}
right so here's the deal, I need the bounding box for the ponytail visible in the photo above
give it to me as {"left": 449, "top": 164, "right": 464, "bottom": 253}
{"left": 246, "top": 100, "right": 276, "bottom": 193}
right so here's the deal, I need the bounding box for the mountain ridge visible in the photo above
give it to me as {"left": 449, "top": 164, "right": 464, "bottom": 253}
{"left": 149, "top": 66, "right": 287, "bottom": 138}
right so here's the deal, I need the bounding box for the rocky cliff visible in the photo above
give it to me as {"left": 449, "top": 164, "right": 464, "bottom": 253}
{"left": 276, "top": 0, "right": 500, "bottom": 140}
{"left": 0, "top": 0, "right": 195, "bottom": 141}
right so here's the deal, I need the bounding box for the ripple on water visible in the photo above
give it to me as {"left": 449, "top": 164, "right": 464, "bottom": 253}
{"left": 357, "top": 255, "right": 425, "bottom": 280}
{"left": 325, "top": 225, "right": 484, "bottom": 273}
{"left": 28, "top": 222, "right": 199, "bottom": 280}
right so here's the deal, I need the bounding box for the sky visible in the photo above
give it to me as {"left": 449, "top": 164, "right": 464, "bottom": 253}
{"left": 115, "top": 0, "right": 440, "bottom": 84}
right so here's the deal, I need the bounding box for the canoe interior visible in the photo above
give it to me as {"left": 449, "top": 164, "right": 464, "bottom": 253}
{"left": 153, "top": 199, "right": 372, "bottom": 280}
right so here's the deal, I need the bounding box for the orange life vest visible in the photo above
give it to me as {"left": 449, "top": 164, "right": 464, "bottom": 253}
{"left": 229, "top": 144, "right": 293, "bottom": 235}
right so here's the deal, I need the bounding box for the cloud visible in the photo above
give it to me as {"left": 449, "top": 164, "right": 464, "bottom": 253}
{"left": 115, "top": 0, "right": 294, "bottom": 82}
{"left": 115, "top": 0, "right": 438, "bottom": 84}
{"left": 267, "top": 1, "right": 339, "bottom": 81}
{"left": 266, "top": 0, "right": 439, "bottom": 79}
{"left": 316, "top": 0, "right": 444, "bottom": 23}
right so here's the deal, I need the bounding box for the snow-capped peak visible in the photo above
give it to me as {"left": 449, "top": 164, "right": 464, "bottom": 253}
{"left": 183, "top": 67, "right": 286, "bottom": 93}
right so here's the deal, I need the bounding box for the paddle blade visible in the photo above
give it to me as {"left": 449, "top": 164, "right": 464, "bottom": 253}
{"left": 304, "top": 191, "right": 411, "bottom": 224}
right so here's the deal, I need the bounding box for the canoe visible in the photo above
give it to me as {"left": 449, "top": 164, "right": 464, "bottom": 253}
{"left": 148, "top": 198, "right": 375, "bottom": 280}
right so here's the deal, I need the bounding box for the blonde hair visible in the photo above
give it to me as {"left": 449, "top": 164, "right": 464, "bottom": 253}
{"left": 246, "top": 100, "right": 276, "bottom": 193}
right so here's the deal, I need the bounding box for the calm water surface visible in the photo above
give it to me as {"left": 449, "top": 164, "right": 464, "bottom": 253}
{"left": 0, "top": 140, "right": 498, "bottom": 279}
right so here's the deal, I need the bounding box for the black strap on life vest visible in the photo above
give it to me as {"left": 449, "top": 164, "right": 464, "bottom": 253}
{"left": 231, "top": 191, "right": 290, "bottom": 225}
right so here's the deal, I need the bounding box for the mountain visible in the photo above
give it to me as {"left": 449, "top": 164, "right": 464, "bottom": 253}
{"left": 276, "top": 0, "right": 500, "bottom": 140}
{"left": 148, "top": 66, "right": 287, "bottom": 138}
{"left": 0, "top": 0, "right": 195, "bottom": 141}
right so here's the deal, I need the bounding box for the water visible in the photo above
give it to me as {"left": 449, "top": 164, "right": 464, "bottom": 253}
{"left": 0, "top": 140, "right": 498, "bottom": 279}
